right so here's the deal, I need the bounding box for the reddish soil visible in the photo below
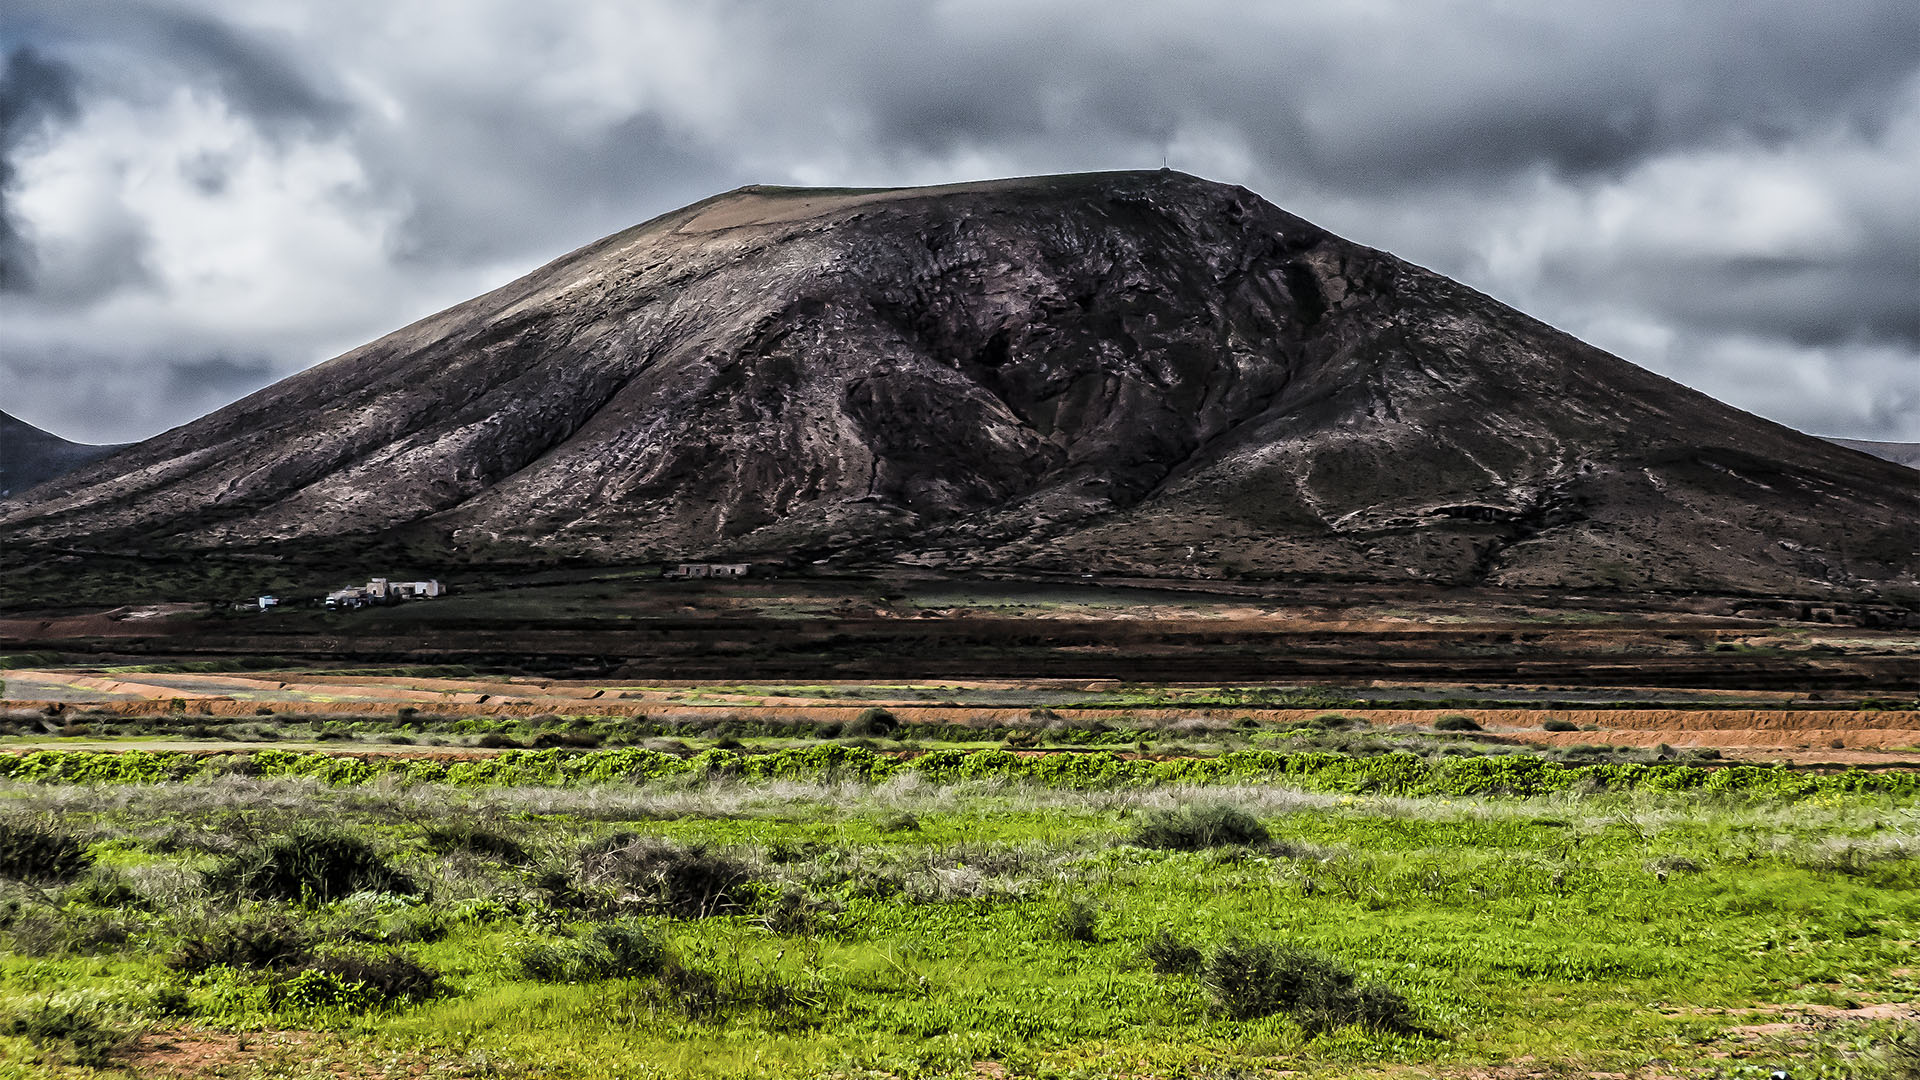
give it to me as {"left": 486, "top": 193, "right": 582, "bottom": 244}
{"left": 5, "top": 667, "right": 1916, "bottom": 764}
{"left": 124, "top": 1027, "right": 436, "bottom": 1078}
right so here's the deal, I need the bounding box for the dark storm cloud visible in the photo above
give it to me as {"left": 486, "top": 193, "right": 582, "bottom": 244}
{"left": 2, "top": 0, "right": 346, "bottom": 128}
{"left": 0, "top": 1, "right": 1915, "bottom": 442}
{"left": 752, "top": 0, "right": 1920, "bottom": 188}
{"left": 0, "top": 46, "right": 79, "bottom": 290}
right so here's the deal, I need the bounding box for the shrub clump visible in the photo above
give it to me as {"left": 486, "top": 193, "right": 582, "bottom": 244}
{"left": 519, "top": 919, "right": 667, "bottom": 982}
{"left": 171, "top": 913, "right": 315, "bottom": 973}
{"left": 579, "top": 835, "right": 755, "bottom": 918}
{"left": 210, "top": 830, "right": 418, "bottom": 902}
{"left": 846, "top": 707, "right": 898, "bottom": 738}
{"left": 1542, "top": 719, "right": 1578, "bottom": 732}
{"left": 270, "top": 950, "right": 443, "bottom": 1010}
{"left": 1434, "top": 715, "right": 1483, "bottom": 732}
{"left": 1143, "top": 930, "right": 1204, "bottom": 975}
{"left": 0, "top": 823, "right": 92, "bottom": 883}
{"left": 1130, "top": 805, "right": 1270, "bottom": 851}
{"left": 1199, "top": 938, "right": 1421, "bottom": 1035}
{"left": 1, "top": 999, "right": 133, "bottom": 1067}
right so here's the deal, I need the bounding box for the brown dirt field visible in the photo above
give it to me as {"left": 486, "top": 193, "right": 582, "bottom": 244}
{"left": 8, "top": 666, "right": 1918, "bottom": 763}
{"left": 124, "top": 1027, "right": 436, "bottom": 1078}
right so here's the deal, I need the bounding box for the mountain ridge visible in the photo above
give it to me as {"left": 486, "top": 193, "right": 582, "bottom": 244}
{"left": 0, "top": 411, "right": 125, "bottom": 499}
{"left": 4, "top": 171, "right": 1914, "bottom": 596}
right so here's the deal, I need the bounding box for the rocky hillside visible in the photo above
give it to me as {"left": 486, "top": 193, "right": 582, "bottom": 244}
{"left": 0, "top": 411, "right": 122, "bottom": 499}
{"left": 4, "top": 171, "right": 1915, "bottom": 594}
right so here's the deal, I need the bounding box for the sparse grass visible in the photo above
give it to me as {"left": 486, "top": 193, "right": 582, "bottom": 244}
{"left": 0, "top": 757, "right": 1914, "bottom": 1077}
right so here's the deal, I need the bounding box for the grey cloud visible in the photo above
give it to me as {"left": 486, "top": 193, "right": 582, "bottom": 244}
{"left": 1541, "top": 244, "right": 1920, "bottom": 351}
{"left": 372, "top": 101, "right": 742, "bottom": 269}
{"left": 2, "top": 347, "right": 279, "bottom": 444}
{"left": 0, "top": 46, "right": 80, "bottom": 290}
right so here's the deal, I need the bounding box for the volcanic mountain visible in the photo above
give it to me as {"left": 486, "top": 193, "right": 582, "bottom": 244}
{"left": 3, "top": 171, "right": 1914, "bottom": 594}
{"left": 0, "top": 411, "right": 123, "bottom": 499}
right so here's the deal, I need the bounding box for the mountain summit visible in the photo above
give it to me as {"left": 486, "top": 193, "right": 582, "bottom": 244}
{"left": 4, "top": 172, "right": 1914, "bottom": 593}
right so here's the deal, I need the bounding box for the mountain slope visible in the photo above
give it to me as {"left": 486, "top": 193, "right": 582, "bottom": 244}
{"left": 3, "top": 171, "right": 1915, "bottom": 594}
{"left": 0, "top": 412, "right": 123, "bottom": 498}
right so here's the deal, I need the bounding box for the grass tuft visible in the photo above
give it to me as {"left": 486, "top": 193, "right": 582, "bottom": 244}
{"left": 1055, "top": 899, "right": 1101, "bottom": 943}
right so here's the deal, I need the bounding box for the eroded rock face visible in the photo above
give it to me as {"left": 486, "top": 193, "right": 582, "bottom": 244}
{"left": 3, "top": 171, "right": 1915, "bottom": 593}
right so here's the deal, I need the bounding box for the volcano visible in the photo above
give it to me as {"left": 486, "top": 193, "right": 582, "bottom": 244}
{"left": 3, "top": 171, "right": 1914, "bottom": 594}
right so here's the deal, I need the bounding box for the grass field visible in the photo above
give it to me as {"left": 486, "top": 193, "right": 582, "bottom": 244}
{"left": 2, "top": 745, "right": 1916, "bottom": 1078}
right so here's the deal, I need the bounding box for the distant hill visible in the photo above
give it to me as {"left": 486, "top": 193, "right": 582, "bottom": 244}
{"left": 0, "top": 411, "right": 122, "bottom": 498}
{"left": 1824, "top": 438, "right": 1920, "bottom": 470}
{"left": 3, "top": 171, "right": 1916, "bottom": 595}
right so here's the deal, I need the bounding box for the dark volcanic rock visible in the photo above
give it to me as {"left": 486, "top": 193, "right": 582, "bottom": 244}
{"left": 3, "top": 171, "right": 1915, "bottom": 594}
{"left": 0, "top": 412, "right": 123, "bottom": 498}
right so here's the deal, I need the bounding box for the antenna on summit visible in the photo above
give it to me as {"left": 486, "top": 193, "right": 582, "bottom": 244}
{"left": 1161, "top": 152, "right": 1170, "bottom": 172}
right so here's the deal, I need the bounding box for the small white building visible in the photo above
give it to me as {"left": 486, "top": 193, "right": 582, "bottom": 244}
{"left": 665, "top": 563, "right": 750, "bottom": 579}
{"left": 256, "top": 596, "right": 280, "bottom": 610}
{"left": 325, "top": 577, "right": 445, "bottom": 608}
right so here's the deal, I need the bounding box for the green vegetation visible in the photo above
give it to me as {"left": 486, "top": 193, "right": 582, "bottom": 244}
{"left": 2, "top": 743, "right": 1914, "bottom": 798}
{"left": 0, "top": 756, "right": 1915, "bottom": 1076}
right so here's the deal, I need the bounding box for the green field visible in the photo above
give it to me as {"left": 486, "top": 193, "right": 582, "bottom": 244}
{"left": 2, "top": 750, "right": 1915, "bottom": 1078}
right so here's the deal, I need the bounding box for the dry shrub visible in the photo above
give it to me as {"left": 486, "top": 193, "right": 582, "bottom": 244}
{"left": 0, "top": 823, "right": 92, "bottom": 883}
{"left": 578, "top": 834, "right": 756, "bottom": 918}
{"left": 211, "top": 829, "right": 418, "bottom": 902}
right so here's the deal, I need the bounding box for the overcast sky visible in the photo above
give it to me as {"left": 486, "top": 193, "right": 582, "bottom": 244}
{"left": 2, "top": 0, "right": 1916, "bottom": 445}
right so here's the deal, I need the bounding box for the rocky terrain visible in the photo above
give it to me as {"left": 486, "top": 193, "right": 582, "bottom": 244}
{"left": 2, "top": 171, "right": 1914, "bottom": 595}
{"left": 0, "top": 411, "right": 122, "bottom": 499}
